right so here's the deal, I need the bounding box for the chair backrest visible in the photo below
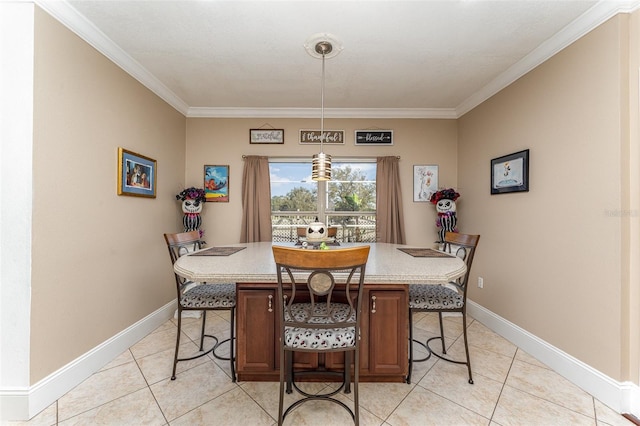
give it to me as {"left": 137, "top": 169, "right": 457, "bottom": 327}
{"left": 443, "top": 232, "right": 480, "bottom": 293}
{"left": 164, "top": 231, "right": 203, "bottom": 290}
{"left": 272, "top": 245, "right": 370, "bottom": 336}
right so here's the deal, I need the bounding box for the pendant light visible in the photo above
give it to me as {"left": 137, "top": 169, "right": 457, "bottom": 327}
{"left": 305, "top": 34, "right": 342, "bottom": 181}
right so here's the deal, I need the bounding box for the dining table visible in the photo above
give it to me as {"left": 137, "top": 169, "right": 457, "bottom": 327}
{"left": 173, "top": 241, "right": 467, "bottom": 382}
{"left": 173, "top": 241, "right": 466, "bottom": 285}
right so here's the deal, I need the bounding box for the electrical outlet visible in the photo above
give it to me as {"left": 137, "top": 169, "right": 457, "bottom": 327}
{"left": 477, "top": 277, "right": 484, "bottom": 288}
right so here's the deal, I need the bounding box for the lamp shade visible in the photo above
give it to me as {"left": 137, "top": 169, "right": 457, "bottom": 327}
{"left": 312, "top": 152, "right": 332, "bottom": 181}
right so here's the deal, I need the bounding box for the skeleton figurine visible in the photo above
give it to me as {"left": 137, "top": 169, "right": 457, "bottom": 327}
{"left": 175, "top": 187, "right": 206, "bottom": 234}
{"left": 429, "top": 188, "right": 460, "bottom": 243}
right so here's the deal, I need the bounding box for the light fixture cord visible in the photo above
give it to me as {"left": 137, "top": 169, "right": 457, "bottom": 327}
{"left": 320, "top": 50, "right": 325, "bottom": 154}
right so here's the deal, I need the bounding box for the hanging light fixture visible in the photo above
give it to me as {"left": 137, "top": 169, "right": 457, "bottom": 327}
{"left": 305, "top": 34, "right": 343, "bottom": 181}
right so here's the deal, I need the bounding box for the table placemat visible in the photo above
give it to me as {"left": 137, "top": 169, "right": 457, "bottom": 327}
{"left": 397, "top": 247, "right": 451, "bottom": 258}
{"left": 191, "top": 246, "right": 247, "bottom": 256}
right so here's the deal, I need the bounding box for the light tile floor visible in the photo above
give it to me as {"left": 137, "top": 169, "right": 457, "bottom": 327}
{"left": 7, "top": 312, "right": 635, "bottom": 426}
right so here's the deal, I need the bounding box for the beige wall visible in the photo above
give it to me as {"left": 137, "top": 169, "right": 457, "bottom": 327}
{"left": 185, "top": 118, "right": 458, "bottom": 246}
{"left": 30, "top": 8, "right": 186, "bottom": 383}
{"left": 458, "top": 14, "right": 638, "bottom": 381}
{"left": 25, "top": 3, "right": 640, "bottom": 391}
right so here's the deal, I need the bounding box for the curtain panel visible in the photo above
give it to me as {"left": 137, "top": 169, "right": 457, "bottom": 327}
{"left": 240, "top": 156, "right": 272, "bottom": 242}
{"left": 376, "top": 156, "right": 406, "bottom": 244}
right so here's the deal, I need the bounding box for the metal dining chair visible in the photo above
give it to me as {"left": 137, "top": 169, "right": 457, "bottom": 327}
{"left": 272, "top": 245, "right": 370, "bottom": 425}
{"left": 407, "top": 231, "right": 480, "bottom": 385}
{"left": 164, "top": 231, "right": 236, "bottom": 382}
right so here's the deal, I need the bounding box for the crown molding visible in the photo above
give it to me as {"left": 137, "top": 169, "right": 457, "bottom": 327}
{"left": 187, "top": 107, "right": 458, "bottom": 119}
{"left": 35, "top": 0, "right": 189, "bottom": 115}
{"left": 456, "top": 0, "right": 640, "bottom": 117}
{"left": 38, "top": 0, "right": 640, "bottom": 120}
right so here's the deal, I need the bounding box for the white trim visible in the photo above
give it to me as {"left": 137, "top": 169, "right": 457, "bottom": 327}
{"left": 0, "top": 301, "right": 175, "bottom": 421}
{"left": 34, "top": 0, "right": 189, "bottom": 116}
{"left": 468, "top": 300, "right": 640, "bottom": 418}
{"left": 457, "top": 0, "right": 640, "bottom": 116}
{"left": 35, "top": 1, "right": 640, "bottom": 120}
{"left": 187, "top": 107, "right": 458, "bottom": 119}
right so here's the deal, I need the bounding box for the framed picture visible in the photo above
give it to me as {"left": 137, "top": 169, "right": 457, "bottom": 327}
{"left": 117, "top": 147, "right": 156, "bottom": 198}
{"left": 355, "top": 130, "right": 393, "bottom": 145}
{"left": 250, "top": 129, "right": 284, "bottom": 144}
{"left": 299, "top": 130, "right": 345, "bottom": 144}
{"left": 204, "top": 165, "right": 229, "bottom": 202}
{"left": 491, "top": 149, "right": 529, "bottom": 194}
{"left": 413, "top": 165, "right": 438, "bottom": 202}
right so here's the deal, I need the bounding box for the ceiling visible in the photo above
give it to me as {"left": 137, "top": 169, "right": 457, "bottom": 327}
{"left": 40, "top": 1, "right": 639, "bottom": 118}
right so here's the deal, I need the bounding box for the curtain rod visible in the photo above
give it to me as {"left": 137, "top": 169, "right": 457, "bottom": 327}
{"left": 242, "top": 155, "right": 400, "bottom": 159}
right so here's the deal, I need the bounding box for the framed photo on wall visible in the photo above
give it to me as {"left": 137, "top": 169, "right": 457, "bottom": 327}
{"left": 491, "top": 149, "right": 529, "bottom": 194}
{"left": 204, "top": 165, "right": 229, "bottom": 202}
{"left": 117, "top": 147, "right": 156, "bottom": 198}
{"left": 250, "top": 129, "right": 284, "bottom": 144}
{"left": 413, "top": 165, "right": 438, "bottom": 202}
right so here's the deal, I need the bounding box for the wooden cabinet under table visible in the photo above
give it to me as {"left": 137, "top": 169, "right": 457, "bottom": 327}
{"left": 236, "top": 282, "right": 408, "bottom": 382}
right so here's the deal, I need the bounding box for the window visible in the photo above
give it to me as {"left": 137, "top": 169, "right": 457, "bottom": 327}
{"left": 270, "top": 159, "right": 376, "bottom": 242}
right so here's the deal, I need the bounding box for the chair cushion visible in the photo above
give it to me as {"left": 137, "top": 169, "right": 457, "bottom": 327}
{"left": 181, "top": 283, "right": 236, "bottom": 308}
{"left": 284, "top": 326, "right": 356, "bottom": 349}
{"left": 283, "top": 302, "right": 356, "bottom": 349}
{"left": 409, "top": 284, "right": 463, "bottom": 310}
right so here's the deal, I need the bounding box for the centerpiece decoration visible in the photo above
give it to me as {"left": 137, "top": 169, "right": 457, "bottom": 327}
{"left": 306, "top": 216, "right": 327, "bottom": 241}
{"left": 430, "top": 188, "right": 460, "bottom": 243}
{"left": 175, "top": 187, "right": 206, "bottom": 234}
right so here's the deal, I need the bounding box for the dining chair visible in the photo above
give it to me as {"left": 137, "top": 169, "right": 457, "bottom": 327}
{"left": 163, "top": 231, "right": 236, "bottom": 382}
{"left": 406, "top": 231, "right": 480, "bottom": 385}
{"left": 272, "top": 245, "right": 370, "bottom": 426}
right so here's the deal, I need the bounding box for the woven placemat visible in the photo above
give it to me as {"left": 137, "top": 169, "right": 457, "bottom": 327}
{"left": 191, "top": 246, "right": 247, "bottom": 256}
{"left": 397, "top": 247, "right": 450, "bottom": 258}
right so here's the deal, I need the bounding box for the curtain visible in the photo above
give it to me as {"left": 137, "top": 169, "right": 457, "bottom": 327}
{"left": 240, "top": 156, "right": 272, "bottom": 243}
{"left": 376, "top": 156, "right": 406, "bottom": 244}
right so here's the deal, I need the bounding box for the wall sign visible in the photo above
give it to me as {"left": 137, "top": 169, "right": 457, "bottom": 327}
{"left": 299, "top": 130, "right": 345, "bottom": 144}
{"left": 355, "top": 130, "right": 393, "bottom": 145}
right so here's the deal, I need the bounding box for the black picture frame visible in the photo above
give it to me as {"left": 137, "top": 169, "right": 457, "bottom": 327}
{"left": 491, "top": 149, "right": 529, "bottom": 194}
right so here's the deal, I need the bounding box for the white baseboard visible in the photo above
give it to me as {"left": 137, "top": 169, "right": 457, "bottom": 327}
{"left": 4, "top": 300, "right": 638, "bottom": 421}
{"left": 467, "top": 300, "right": 640, "bottom": 418}
{"left": 0, "top": 301, "right": 175, "bottom": 422}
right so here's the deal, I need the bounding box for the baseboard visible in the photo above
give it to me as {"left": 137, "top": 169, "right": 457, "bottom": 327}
{"left": 467, "top": 300, "right": 640, "bottom": 418}
{"left": 0, "top": 301, "right": 175, "bottom": 422}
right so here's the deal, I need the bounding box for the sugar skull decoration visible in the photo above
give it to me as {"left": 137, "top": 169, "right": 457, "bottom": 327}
{"left": 429, "top": 188, "right": 460, "bottom": 243}
{"left": 175, "top": 187, "right": 207, "bottom": 233}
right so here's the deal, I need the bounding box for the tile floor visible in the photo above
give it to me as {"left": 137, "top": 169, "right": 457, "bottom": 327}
{"left": 7, "top": 311, "right": 635, "bottom": 426}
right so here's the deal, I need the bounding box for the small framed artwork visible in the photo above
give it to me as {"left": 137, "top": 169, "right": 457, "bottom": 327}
{"left": 355, "top": 130, "right": 393, "bottom": 145}
{"left": 250, "top": 129, "right": 284, "bottom": 144}
{"left": 299, "top": 130, "right": 345, "bottom": 144}
{"left": 413, "top": 165, "right": 438, "bottom": 202}
{"left": 204, "top": 165, "right": 229, "bottom": 202}
{"left": 491, "top": 149, "right": 529, "bottom": 194}
{"left": 117, "top": 147, "right": 156, "bottom": 198}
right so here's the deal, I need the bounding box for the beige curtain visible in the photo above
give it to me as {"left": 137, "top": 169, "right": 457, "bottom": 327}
{"left": 376, "top": 156, "right": 406, "bottom": 244}
{"left": 240, "top": 156, "right": 272, "bottom": 242}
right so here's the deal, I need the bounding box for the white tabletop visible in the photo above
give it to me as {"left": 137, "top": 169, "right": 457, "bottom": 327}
{"left": 174, "top": 242, "right": 466, "bottom": 285}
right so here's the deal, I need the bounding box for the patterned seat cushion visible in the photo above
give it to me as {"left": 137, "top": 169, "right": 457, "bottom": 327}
{"left": 180, "top": 283, "right": 236, "bottom": 308}
{"left": 284, "top": 325, "right": 356, "bottom": 349}
{"left": 409, "top": 284, "right": 463, "bottom": 310}
{"left": 284, "top": 302, "right": 356, "bottom": 349}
